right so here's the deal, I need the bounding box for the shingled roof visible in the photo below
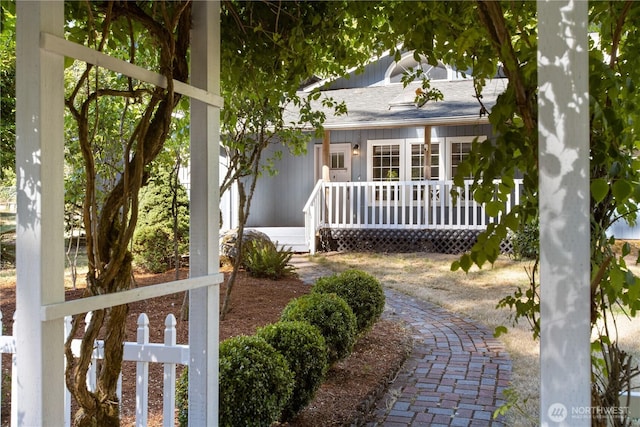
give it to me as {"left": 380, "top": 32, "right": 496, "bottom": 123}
{"left": 286, "top": 78, "right": 508, "bottom": 130}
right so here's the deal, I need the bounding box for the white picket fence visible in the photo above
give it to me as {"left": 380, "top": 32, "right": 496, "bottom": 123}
{"left": 0, "top": 309, "right": 189, "bottom": 427}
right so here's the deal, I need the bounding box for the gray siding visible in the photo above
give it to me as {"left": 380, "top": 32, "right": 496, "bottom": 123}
{"left": 246, "top": 124, "right": 495, "bottom": 228}
{"left": 245, "top": 141, "right": 316, "bottom": 227}
{"left": 326, "top": 55, "right": 395, "bottom": 89}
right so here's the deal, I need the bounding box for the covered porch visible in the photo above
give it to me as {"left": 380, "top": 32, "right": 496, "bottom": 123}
{"left": 303, "top": 179, "right": 523, "bottom": 254}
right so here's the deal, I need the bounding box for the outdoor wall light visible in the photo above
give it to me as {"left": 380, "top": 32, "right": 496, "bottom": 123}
{"left": 352, "top": 144, "right": 360, "bottom": 156}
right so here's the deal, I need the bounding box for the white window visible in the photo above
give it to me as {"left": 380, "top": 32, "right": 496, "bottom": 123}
{"left": 371, "top": 143, "right": 401, "bottom": 181}
{"left": 447, "top": 136, "right": 485, "bottom": 180}
{"left": 367, "top": 136, "right": 484, "bottom": 202}
{"left": 449, "top": 137, "right": 475, "bottom": 179}
{"left": 331, "top": 152, "right": 345, "bottom": 169}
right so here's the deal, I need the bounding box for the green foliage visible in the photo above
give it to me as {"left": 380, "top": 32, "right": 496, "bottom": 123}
{"left": 395, "top": 1, "right": 640, "bottom": 416}
{"left": 256, "top": 321, "right": 328, "bottom": 419}
{"left": 60, "top": 3, "right": 194, "bottom": 424}
{"left": 281, "top": 292, "right": 357, "bottom": 366}
{"left": 312, "top": 269, "right": 385, "bottom": 334}
{"left": 0, "top": 2, "right": 15, "bottom": 180}
{"left": 243, "top": 240, "right": 294, "bottom": 279}
{"left": 219, "top": 335, "right": 294, "bottom": 427}
{"left": 133, "top": 171, "right": 189, "bottom": 273}
{"left": 509, "top": 218, "right": 539, "bottom": 261}
{"left": 177, "top": 336, "right": 295, "bottom": 427}
{"left": 175, "top": 367, "right": 189, "bottom": 427}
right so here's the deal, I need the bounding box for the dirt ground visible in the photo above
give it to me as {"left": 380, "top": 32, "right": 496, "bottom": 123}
{"left": 0, "top": 264, "right": 410, "bottom": 426}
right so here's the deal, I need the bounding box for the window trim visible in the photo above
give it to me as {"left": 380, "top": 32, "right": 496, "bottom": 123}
{"left": 446, "top": 136, "right": 486, "bottom": 180}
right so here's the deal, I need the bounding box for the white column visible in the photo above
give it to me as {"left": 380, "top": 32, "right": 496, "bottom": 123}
{"left": 15, "top": 1, "right": 66, "bottom": 426}
{"left": 538, "top": 1, "right": 591, "bottom": 426}
{"left": 189, "top": 1, "right": 221, "bottom": 426}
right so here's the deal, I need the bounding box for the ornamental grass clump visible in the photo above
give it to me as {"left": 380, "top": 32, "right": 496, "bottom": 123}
{"left": 257, "top": 321, "right": 328, "bottom": 419}
{"left": 313, "top": 269, "right": 385, "bottom": 334}
{"left": 280, "top": 292, "right": 357, "bottom": 366}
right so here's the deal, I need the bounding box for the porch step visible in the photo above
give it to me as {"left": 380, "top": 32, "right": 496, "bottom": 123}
{"left": 248, "top": 227, "right": 308, "bottom": 253}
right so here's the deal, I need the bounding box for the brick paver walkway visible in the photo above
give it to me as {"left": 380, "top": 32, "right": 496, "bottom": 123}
{"left": 290, "top": 256, "right": 512, "bottom": 426}
{"left": 367, "top": 290, "right": 511, "bottom": 427}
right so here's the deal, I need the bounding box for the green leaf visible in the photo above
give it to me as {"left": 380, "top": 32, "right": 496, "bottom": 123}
{"left": 64, "top": 56, "right": 75, "bottom": 69}
{"left": 485, "top": 200, "right": 502, "bottom": 217}
{"left": 459, "top": 254, "right": 473, "bottom": 272}
{"left": 612, "top": 179, "right": 633, "bottom": 201}
{"left": 591, "top": 178, "right": 609, "bottom": 203}
{"left": 622, "top": 242, "right": 631, "bottom": 257}
{"left": 494, "top": 325, "right": 508, "bottom": 337}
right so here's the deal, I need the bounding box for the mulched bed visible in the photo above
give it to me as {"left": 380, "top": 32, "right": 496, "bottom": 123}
{"left": 1, "top": 266, "right": 411, "bottom": 426}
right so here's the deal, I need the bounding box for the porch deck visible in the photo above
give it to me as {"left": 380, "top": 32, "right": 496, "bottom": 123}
{"left": 303, "top": 179, "right": 523, "bottom": 254}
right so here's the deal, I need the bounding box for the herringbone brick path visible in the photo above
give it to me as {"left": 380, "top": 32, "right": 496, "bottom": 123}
{"left": 290, "top": 255, "right": 512, "bottom": 426}
{"left": 368, "top": 290, "right": 511, "bottom": 427}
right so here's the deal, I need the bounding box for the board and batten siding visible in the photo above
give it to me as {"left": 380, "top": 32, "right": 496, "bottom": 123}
{"left": 325, "top": 55, "right": 396, "bottom": 89}
{"left": 245, "top": 124, "right": 495, "bottom": 228}
{"left": 245, "top": 141, "right": 316, "bottom": 227}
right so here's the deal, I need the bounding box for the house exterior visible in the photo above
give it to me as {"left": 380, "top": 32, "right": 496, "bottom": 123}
{"left": 226, "top": 52, "right": 523, "bottom": 253}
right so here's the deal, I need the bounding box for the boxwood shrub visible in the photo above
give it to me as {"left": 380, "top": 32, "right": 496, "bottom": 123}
{"left": 219, "top": 335, "right": 294, "bottom": 426}
{"left": 313, "top": 269, "right": 385, "bottom": 334}
{"left": 280, "top": 292, "right": 357, "bottom": 366}
{"left": 257, "top": 321, "right": 328, "bottom": 419}
{"left": 176, "top": 335, "right": 294, "bottom": 427}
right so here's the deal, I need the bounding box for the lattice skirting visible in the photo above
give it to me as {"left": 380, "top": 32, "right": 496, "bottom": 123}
{"left": 319, "top": 228, "right": 513, "bottom": 254}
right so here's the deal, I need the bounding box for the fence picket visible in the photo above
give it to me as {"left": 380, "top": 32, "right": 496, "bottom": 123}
{"left": 0, "top": 308, "right": 187, "bottom": 427}
{"left": 136, "top": 313, "right": 150, "bottom": 427}
{"left": 164, "top": 314, "right": 177, "bottom": 427}
{"left": 11, "top": 313, "right": 16, "bottom": 427}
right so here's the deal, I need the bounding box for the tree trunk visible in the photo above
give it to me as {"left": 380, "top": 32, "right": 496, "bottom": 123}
{"left": 220, "top": 142, "right": 263, "bottom": 319}
{"left": 220, "top": 181, "right": 247, "bottom": 319}
{"left": 62, "top": 3, "right": 192, "bottom": 424}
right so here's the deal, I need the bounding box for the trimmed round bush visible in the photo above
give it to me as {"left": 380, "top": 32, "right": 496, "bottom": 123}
{"left": 176, "top": 336, "right": 294, "bottom": 427}
{"left": 280, "top": 292, "right": 357, "bottom": 366}
{"left": 313, "top": 269, "right": 385, "bottom": 334}
{"left": 219, "top": 335, "right": 294, "bottom": 426}
{"left": 257, "top": 321, "right": 328, "bottom": 420}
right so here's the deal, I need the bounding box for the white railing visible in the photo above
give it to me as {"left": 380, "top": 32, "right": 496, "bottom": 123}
{"left": 303, "top": 179, "right": 524, "bottom": 254}
{"left": 0, "top": 310, "right": 188, "bottom": 427}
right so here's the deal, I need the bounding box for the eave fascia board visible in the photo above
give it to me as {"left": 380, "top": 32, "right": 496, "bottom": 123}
{"left": 315, "top": 115, "right": 491, "bottom": 131}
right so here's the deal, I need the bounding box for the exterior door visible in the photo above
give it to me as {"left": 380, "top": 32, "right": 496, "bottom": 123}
{"left": 315, "top": 143, "right": 352, "bottom": 182}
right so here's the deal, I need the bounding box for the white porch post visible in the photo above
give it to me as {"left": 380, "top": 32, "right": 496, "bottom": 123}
{"left": 189, "top": 1, "right": 221, "bottom": 426}
{"left": 538, "top": 1, "right": 591, "bottom": 425}
{"left": 15, "top": 1, "right": 66, "bottom": 426}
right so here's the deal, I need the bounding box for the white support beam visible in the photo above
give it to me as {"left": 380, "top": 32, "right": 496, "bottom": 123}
{"left": 15, "top": 1, "right": 65, "bottom": 426}
{"left": 41, "top": 273, "right": 223, "bottom": 321}
{"left": 189, "top": 2, "right": 221, "bottom": 426}
{"left": 538, "top": 1, "right": 591, "bottom": 425}
{"left": 40, "top": 32, "right": 224, "bottom": 109}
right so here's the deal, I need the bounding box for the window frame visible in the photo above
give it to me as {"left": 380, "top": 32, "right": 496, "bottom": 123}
{"left": 446, "top": 136, "right": 485, "bottom": 181}
{"left": 366, "top": 136, "right": 486, "bottom": 205}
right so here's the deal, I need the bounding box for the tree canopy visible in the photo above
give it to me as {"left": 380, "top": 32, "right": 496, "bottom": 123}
{"left": 3, "top": 1, "right": 640, "bottom": 424}
{"left": 384, "top": 2, "right": 639, "bottom": 422}
{"left": 0, "top": 1, "right": 16, "bottom": 182}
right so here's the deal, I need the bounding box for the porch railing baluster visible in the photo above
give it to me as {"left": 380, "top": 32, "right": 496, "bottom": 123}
{"left": 303, "top": 179, "right": 524, "bottom": 254}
